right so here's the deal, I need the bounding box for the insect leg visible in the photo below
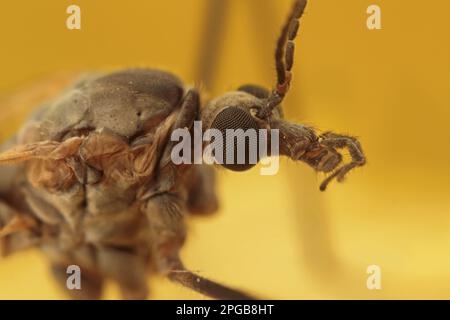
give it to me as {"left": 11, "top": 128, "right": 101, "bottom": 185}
{"left": 168, "top": 263, "right": 255, "bottom": 300}
{"left": 270, "top": 119, "right": 365, "bottom": 190}
{"left": 0, "top": 203, "right": 34, "bottom": 237}
{"left": 0, "top": 200, "right": 39, "bottom": 256}
{"left": 140, "top": 89, "right": 200, "bottom": 267}
{"left": 318, "top": 132, "right": 366, "bottom": 191}
{"left": 193, "top": 0, "right": 230, "bottom": 89}
{"left": 144, "top": 192, "right": 254, "bottom": 300}
{"left": 186, "top": 164, "right": 219, "bottom": 215}
{"left": 51, "top": 263, "right": 104, "bottom": 300}
{"left": 143, "top": 192, "right": 187, "bottom": 271}
{"left": 41, "top": 242, "right": 105, "bottom": 299}
{"left": 150, "top": 89, "right": 200, "bottom": 194}
{"left": 159, "top": 89, "right": 200, "bottom": 167}
{"left": 96, "top": 246, "right": 149, "bottom": 299}
{"left": 143, "top": 89, "right": 252, "bottom": 299}
{"left": 270, "top": 118, "right": 318, "bottom": 160}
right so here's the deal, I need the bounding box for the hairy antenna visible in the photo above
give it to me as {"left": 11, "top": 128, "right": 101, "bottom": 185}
{"left": 257, "top": 0, "right": 307, "bottom": 119}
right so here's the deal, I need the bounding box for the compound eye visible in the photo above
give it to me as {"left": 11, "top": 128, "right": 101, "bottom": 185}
{"left": 210, "top": 106, "right": 260, "bottom": 171}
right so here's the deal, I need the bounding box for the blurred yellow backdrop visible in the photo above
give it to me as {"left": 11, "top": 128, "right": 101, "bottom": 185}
{"left": 1, "top": 0, "right": 450, "bottom": 299}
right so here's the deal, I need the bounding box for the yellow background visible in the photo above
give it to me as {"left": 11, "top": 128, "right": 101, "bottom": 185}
{"left": 1, "top": 0, "right": 450, "bottom": 299}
